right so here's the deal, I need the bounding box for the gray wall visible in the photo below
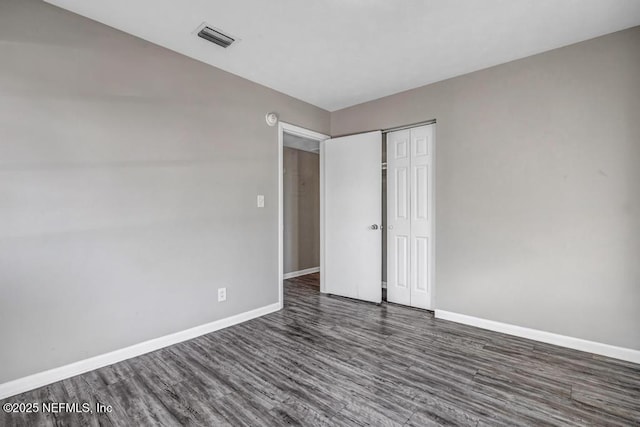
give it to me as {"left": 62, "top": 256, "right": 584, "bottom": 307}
{"left": 332, "top": 27, "right": 640, "bottom": 350}
{"left": 283, "top": 148, "right": 320, "bottom": 274}
{"left": 0, "top": 0, "right": 329, "bottom": 384}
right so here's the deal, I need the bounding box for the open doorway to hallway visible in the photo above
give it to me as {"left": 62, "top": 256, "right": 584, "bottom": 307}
{"left": 283, "top": 133, "right": 320, "bottom": 280}
{"left": 278, "top": 123, "right": 329, "bottom": 305}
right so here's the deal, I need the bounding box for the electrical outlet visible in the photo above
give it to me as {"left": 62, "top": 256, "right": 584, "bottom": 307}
{"left": 217, "top": 287, "right": 226, "bottom": 302}
{"left": 257, "top": 195, "right": 265, "bottom": 208}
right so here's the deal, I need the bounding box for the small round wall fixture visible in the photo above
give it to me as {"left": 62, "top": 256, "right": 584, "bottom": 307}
{"left": 265, "top": 112, "right": 278, "bottom": 127}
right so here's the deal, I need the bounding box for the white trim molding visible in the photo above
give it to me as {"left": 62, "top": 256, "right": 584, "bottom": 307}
{"left": 0, "top": 302, "right": 281, "bottom": 400}
{"left": 435, "top": 310, "right": 640, "bottom": 365}
{"left": 283, "top": 267, "right": 320, "bottom": 280}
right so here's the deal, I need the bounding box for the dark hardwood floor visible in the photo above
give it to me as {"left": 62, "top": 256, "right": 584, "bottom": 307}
{"left": 2, "top": 273, "right": 639, "bottom": 426}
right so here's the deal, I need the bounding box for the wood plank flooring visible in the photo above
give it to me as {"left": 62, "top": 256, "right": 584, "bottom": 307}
{"left": 2, "top": 273, "right": 639, "bottom": 426}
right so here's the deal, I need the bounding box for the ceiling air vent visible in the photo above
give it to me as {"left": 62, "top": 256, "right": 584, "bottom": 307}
{"left": 197, "top": 26, "right": 235, "bottom": 48}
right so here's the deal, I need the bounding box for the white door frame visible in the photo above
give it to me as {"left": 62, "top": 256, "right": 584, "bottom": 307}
{"left": 431, "top": 125, "right": 437, "bottom": 310}
{"left": 278, "top": 122, "right": 329, "bottom": 308}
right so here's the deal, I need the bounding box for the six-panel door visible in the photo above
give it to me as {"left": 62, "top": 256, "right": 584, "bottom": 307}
{"left": 387, "top": 125, "right": 434, "bottom": 309}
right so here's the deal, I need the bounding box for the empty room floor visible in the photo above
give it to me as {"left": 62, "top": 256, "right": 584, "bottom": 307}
{"left": 1, "top": 274, "right": 639, "bottom": 426}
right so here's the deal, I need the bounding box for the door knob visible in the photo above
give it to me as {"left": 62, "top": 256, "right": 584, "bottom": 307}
{"left": 370, "top": 224, "right": 379, "bottom": 230}
{"left": 388, "top": 225, "right": 394, "bottom": 230}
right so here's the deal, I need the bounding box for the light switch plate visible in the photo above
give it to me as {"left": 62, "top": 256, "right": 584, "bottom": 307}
{"left": 257, "top": 195, "right": 265, "bottom": 208}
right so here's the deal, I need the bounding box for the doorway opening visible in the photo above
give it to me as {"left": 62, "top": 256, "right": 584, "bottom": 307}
{"left": 278, "top": 123, "right": 329, "bottom": 307}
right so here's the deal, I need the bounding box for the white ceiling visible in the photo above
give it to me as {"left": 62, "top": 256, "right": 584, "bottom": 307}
{"left": 45, "top": 0, "right": 640, "bottom": 111}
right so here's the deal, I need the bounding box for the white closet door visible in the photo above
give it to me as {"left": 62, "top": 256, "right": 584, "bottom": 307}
{"left": 322, "top": 131, "right": 382, "bottom": 303}
{"left": 409, "top": 125, "right": 434, "bottom": 309}
{"left": 386, "top": 129, "right": 411, "bottom": 306}
{"left": 386, "top": 124, "right": 434, "bottom": 309}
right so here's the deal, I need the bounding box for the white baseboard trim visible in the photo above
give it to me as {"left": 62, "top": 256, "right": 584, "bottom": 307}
{"left": 434, "top": 310, "right": 640, "bottom": 365}
{"left": 0, "top": 302, "right": 281, "bottom": 400}
{"left": 283, "top": 266, "right": 320, "bottom": 279}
